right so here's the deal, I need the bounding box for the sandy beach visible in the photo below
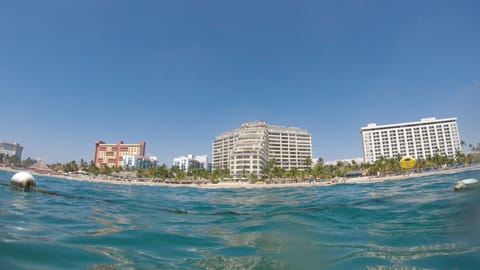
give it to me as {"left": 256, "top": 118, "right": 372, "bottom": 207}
{"left": 2, "top": 164, "right": 479, "bottom": 189}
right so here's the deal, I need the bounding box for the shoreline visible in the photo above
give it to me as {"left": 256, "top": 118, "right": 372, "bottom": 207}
{"left": 1, "top": 165, "right": 479, "bottom": 189}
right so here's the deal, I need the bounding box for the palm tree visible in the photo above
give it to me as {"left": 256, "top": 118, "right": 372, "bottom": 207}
{"left": 171, "top": 165, "right": 185, "bottom": 180}
{"left": 305, "top": 157, "right": 312, "bottom": 175}
{"left": 386, "top": 158, "right": 396, "bottom": 174}
{"left": 272, "top": 166, "right": 285, "bottom": 178}
{"left": 374, "top": 156, "right": 388, "bottom": 176}
{"left": 100, "top": 165, "right": 112, "bottom": 175}
{"left": 316, "top": 157, "right": 324, "bottom": 167}
{"left": 455, "top": 149, "right": 466, "bottom": 165}
{"left": 63, "top": 160, "right": 79, "bottom": 173}
{"left": 22, "top": 157, "right": 36, "bottom": 168}
{"left": 349, "top": 160, "right": 360, "bottom": 171}
{"left": 87, "top": 161, "right": 100, "bottom": 175}
{"left": 241, "top": 169, "right": 247, "bottom": 179}
{"left": 415, "top": 158, "right": 426, "bottom": 173}
{"left": 324, "top": 164, "right": 336, "bottom": 178}
{"left": 79, "top": 158, "right": 89, "bottom": 171}
{"left": 312, "top": 158, "right": 324, "bottom": 179}
{"left": 155, "top": 164, "right": 171, "bottom": 179}
{"left": 6, "top": 155, "right": 21, "bottom": 167}
{"left": 211, "top": 168, "right": 230, "bottom": 181}
{"left": 261, "top": 159, "right": 277, "bottom": 179}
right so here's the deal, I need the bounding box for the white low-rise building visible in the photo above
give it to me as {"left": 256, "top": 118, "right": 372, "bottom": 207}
{"left": 173, "top": 154, "right": 210, "bottom": 172}
{"left": 121, "top": 155, "right": 157, "bottom": 169}
{"left": 0, "top": 142, "right": 23, "bottom": 160}
{"left": 323, "top": 158, "right": 363, "bottom": 166}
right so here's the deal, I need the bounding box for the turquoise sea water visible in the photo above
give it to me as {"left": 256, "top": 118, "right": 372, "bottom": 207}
{"left": 1, "top": 169, "right": 479, "bottom": 269}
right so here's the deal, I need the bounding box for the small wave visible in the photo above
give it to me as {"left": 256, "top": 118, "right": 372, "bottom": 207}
{"left": 367, "top": 265, "right": 433, "bottom": 270}
{"left": 323, "top": 242, "right": 477, "bottom": 265}
{"left": 194, "top": 254, "right": 286, "bottom": 270}
{"left": 158, "top": 195, "right": 398, "bottom": 218}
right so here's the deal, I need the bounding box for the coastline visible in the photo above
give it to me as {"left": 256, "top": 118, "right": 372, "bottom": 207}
{"left": 1, "top": 165, "right": 479, "bottom": 189}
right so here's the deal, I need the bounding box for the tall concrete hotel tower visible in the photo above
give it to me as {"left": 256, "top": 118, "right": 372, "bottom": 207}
{"left": 360, "top": 117, "right": 461, "bottom": 164}
{"left": 212, "top": 121, "right": 312, "bottom": 177}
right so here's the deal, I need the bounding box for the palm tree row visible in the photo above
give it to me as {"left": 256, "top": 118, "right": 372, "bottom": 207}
{"left": 0, "top": 154, "right": 36, "bottom": 168}
{"left": 4, "top": 143, "right": 479, "bottom": 182}
{"left": 312, "top": 150, "right": 480, "bottom": 179}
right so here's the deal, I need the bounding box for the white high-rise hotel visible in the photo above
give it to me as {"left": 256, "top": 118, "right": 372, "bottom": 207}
{"left": 360, "top": 117, "right": 461, "bottom": 163}
{"left": 212, "top": 121, "right": 312, "bottom": 177}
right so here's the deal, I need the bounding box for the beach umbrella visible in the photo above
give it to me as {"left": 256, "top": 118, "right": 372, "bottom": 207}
{"left": 399, "top": 156, "right": 416, "bottom": 169}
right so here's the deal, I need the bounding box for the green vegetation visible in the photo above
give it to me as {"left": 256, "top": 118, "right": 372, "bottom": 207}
{"left": 0, "top": 153, "right": 34, "bottom": 168}
{"left": 2, "top": 142, "right": 479, "bottom": 183}
{"left": 311, "top": 148, "right": 480, "bottom": 179}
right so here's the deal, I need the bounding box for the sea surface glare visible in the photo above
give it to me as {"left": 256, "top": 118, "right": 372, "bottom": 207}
{"left": 1, "top": 169, "right": 479, "bottom": 269}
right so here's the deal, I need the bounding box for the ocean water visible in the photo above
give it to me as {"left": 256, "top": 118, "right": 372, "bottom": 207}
{"left": 1, "top": 169, "right": 479, "bottom": 270}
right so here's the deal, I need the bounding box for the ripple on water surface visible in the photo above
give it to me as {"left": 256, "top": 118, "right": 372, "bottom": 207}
{"left": 1, "top": 169, "right": 480, "bottom": 269}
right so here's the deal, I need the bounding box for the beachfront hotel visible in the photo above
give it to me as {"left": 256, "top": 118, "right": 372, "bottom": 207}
{"left": 0, "top": 142, "right": 23, "bottom": 160}
{"left": 212, "top": 121, "right": 312, "bottom": 177}
{"left": 360, "top": 117, "right": 461, "bottom": 164}
{"left": 94, "top": 140, "right": 146, "bottom": 167}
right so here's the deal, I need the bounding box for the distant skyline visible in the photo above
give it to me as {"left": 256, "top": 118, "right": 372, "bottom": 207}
{"left": 1, "top": 1, "right": 479, "bottom": 165}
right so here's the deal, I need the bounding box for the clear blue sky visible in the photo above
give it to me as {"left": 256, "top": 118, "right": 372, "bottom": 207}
{"left": 1, "top": 0, "right": 479, "bottom": 165}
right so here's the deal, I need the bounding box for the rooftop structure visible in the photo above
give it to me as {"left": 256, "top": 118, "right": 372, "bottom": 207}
{"left": 29, "top": 159, "right": 52, "bottom": 173}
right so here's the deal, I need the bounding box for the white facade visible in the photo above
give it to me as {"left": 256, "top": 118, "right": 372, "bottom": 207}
{"left": 173, "top": 154, "right": 209, "bottom": 172}
{"left": 121, "top": 155, "right": 158, "bottom": 169}
{"left": 268, "top": 125, "right": 312, "bottom": 170}
{"left": 0, "top": 142, "right": 23, "bottom": 160}
{"left": 193, "top": 155, "right": 210, "bottom": 170}
{"left": 212, "top": 121, "right": 312, "bottom": 177}
{"left": 121, "top": 155, "right": 136, "bottom": 168}
{"left": 324, "top": 158, "right": 363, "bottom": 166}
{"left": 228, "top": 122, "right": 269, "bottom": 177}
{"left": 360, "top": 117, "right": 461, "bottom": 163}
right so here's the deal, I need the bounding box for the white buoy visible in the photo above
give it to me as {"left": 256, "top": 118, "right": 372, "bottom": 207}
{"left": 454, "top": 178, "right": 479, "bottom": 191}
{"left": 11, "top": 171, "right": 36, "bottom": 190}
